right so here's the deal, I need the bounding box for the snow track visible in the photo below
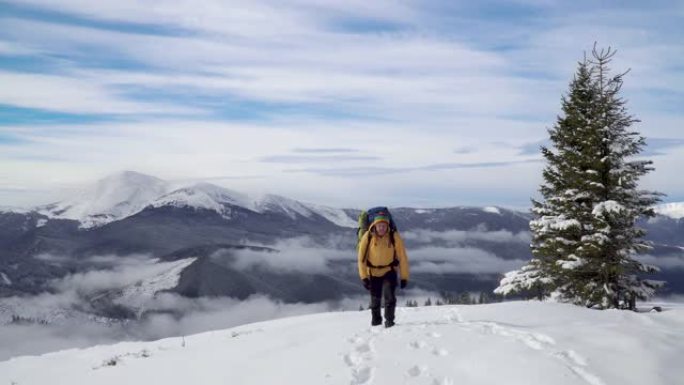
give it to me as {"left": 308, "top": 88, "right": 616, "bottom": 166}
{"left": 340, "top": 306, "right": 607, "bottom": 385}
{"left": 2, "top": 302, "right": 682, "bottom": 385}
{"left": 444, "top": 309, "right": 606, "bottom": 385}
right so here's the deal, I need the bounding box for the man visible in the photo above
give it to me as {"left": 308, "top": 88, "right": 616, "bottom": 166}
{"left": 357, "top": 213, "right": 410, "bottom": 327}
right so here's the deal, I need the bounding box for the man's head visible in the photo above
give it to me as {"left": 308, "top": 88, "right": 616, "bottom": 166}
{"left": 371, "top": 219, "right": 389, "bottom": 237}
{"left": 374, "top": 221, "right": 388, "bottom": 236}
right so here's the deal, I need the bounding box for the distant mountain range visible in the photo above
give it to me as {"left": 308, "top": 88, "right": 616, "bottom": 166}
{"left": 1, "top": 171, "right": 682, "bottom": 323}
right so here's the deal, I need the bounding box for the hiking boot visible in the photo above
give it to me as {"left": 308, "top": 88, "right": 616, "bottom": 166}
{"left": 371, "top": 307, "right": 382, "bottom": 326}
{"left": 384, "top": 320, "right": 395, "bottom": 328}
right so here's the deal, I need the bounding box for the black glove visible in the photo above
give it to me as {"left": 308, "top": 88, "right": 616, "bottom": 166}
{"left": 400, "top": 279, "right": 408, "bottom": 289}
{"left": 362, "top": 278, "right": 370, "bottom": 291}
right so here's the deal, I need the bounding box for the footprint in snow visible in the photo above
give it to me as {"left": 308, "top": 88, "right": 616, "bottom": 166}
{"left": 348, "top": 336, "right": 364, "bottom": 344}
{"left": 432, "top": 376, "right": 454, "bottom": 385}
{"left": 344, "top": 353, "right": 362, "bottom": 367}
{"left": 427, "top": 331, "right": 441, "bottom": 338}
{"left": 351, "top": 366, "right": 373, "bottom": 385}
{"left": 407, "top": 365, "right": 429, "bottom": 377}
{"left": 432, "top": 347, "right": 449, "bottom": 356}
{"left": 409, "top": 340, "right": 428, "bottom": 349}
{"left": 355, "top": 342, "right": 373, "bottom": 354}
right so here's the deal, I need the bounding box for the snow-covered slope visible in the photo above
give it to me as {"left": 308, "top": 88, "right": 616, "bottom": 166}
{"left": 654, "top": 202, "right": 684, "bottom": 219}
{"left": 1, "top": 302, "right": 682, "bottom": 385}
{"left": 0, "top": 258, "right": 197, "bottom": 325}
{"left": 255, "top": 193, "right": 316, "bottom": 219}
{"left": 107, "top": 258, "right": 197, "bottom": 315}
{"left": 37, "top": 171, "right": 170, "bottom": 228}
{"left": 150, "top": 183, "right": 256, "bottom": 219}
{"left": 253, "top": 194, "right": 357, "bottom": 227}
{"left": 307, "top": 203, "right": 358, "bottom": 228}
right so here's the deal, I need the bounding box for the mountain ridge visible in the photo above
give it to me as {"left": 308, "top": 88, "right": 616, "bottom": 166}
{"left": 33, "top": 171, "right": 358, "bottom": 229}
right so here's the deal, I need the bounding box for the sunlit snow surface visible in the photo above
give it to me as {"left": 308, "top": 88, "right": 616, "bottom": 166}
{"left": 1, "top": 301, "right": 682, "bottom": 385}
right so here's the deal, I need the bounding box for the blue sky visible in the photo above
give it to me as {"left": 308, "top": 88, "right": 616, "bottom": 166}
{"left": 0, "top": 0, "right": 683, "bottom": 208}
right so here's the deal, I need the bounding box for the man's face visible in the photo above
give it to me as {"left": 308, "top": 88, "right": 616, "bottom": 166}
{"left": 375, "top": 222, "right": 388, "bottom": 236}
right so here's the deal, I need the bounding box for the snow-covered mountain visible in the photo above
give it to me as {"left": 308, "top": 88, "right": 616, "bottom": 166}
{"left": 37, "top": 171, "right": 170, "bottom": 228}
{"left": 149, "top": 182, "right": 255, "bottom": 220}
{"left": 654, "top": 202, "right": 684, "bottom": 219}
{"left": 2, "top": 171, "right": 683, "bottom": 321}
{"left": 35, "top": 171, "right": 356, "bottom": 229}
{"left": 1, "top": 301, "right": 682, "bottom": 385}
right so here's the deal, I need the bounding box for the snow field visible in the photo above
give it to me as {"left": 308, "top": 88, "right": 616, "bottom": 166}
{"left": 1, "top": 301, "right": 682, "bottom": 385}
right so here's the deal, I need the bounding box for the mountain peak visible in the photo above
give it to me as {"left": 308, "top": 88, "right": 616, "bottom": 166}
{"left": 31, "top": 171, "right": 353, "bottom": 228}
{"left": 38, "top": 171, "right": 170, "bottom": 228}
{"left": 99, "top": 170, "right": 163, "bottom": 184}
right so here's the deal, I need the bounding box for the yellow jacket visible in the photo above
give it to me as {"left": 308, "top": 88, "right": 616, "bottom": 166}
{"left": 357, "top": 228, "right": 409, "bottom": 280}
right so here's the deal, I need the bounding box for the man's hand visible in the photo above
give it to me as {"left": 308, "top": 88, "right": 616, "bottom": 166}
{"left": 400, "top": 279, "right": 408, "bottom": 289}
{"left": 363, "top": 278, "right": 371, "bottom": 290}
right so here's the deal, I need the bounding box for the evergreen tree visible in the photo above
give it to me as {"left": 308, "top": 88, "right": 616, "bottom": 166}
{"left": 458, "top": 292, "right": 472, "bottom": 305}
{"left": 405, "top": 299, "right": 418, "bottom": 307}
{"left": 495, "top": 45, "right": 663, "bottom": 309}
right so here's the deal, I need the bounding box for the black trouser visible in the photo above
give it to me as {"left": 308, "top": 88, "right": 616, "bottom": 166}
{"left": 369, "top": 270, "right": 397, "bottom": 324}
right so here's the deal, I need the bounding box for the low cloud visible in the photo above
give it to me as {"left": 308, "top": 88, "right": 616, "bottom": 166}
{"left": 292, "top": 148, "right": 360, "bottom": 154}
{"left": 643, "top": 138, "right": 684, "bottom": 156}
{"left": 228, "top": 237, "right": 352, "bottom": 274}
{"left": 53, "top": 255, "right": 186, "bottom": 295}
{"left": 637, "top": 254, "right": 684, "bottom": 270}
{"left": 403, "top": 229, "right": 531, "bottom": 246}
{"left": 228, "top": 233, "right": 530, "bottom": 275}
{"left": 420, "top": 159, "right": 542, "bottom": 171}
{"left": 259, "top": 154, "right": 380, "bottom": 163}
{"left": 285, "top": 158, "right": 543, "bottom": 177}
{"left": 410, "top": 246, "right": 527, "bottom": 274}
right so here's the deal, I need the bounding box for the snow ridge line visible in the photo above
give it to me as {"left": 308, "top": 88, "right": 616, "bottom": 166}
{"left": 445, "top": 309, "right": 606, "bottom": 385}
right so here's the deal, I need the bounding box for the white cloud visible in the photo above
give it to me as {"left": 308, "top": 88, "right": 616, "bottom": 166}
{"left": 410, "top": 246, "right": 528, "bottom": 274}
{"left": 403, "top": 229, "right": 531, "bottom": 245}
{"left": 0, "top": 0, "right": 681, "bottom": 208}
{"left": 227, "top": 237, "right": 351, "bottom": 274}
{"left": 0, "top": 70, "right": 204, "bottom": 115}
{"left": 52, "top": 255, "right": 180, "bottom": 294}
{"left": 637, "top": 254, "right": 684, "bottom": 270}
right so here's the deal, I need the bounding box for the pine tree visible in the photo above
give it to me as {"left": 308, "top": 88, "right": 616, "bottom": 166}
{"left": 495, "top": 45, "right": 663, "bottom": 309}
{"left": 580, "top": 46, "right": 664, "bottom": 308}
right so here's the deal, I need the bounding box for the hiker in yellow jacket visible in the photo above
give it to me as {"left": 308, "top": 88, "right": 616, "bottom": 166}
{"left": 357, "top": 213, "right": 409, "bottom": 327}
